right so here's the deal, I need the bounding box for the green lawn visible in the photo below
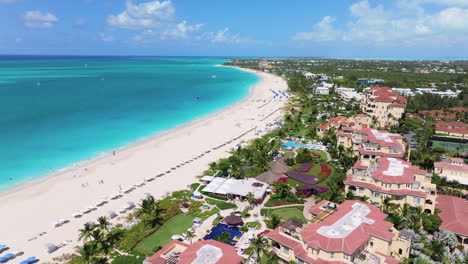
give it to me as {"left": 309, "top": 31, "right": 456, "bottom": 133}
{"left": 310, "top": 150, "right": 328, "bottom": 161}
{"left": 286, "top": 178, "right": 306, "bottom": 188}
{"left": 133, "top": 214, "right": 195, "bottom": 255}
{"left": 266, "top": 206, "right": 306, "bottom": 222}
{"left": 205, "top": 198, "right": 237, "bottom": 210}
{"left": 264, "top": 196, "right": 304, "bottom": 207}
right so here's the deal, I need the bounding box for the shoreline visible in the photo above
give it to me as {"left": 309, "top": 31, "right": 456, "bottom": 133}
{"left": 0, "top": 65, "right": 257, "bottom": 198}
{"left": 0, "top": 66, "right": 289, "bottom": 263}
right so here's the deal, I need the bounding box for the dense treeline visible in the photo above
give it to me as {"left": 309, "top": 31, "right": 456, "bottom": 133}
{"left": 406, "top": 93, "right": 467, "bottom": 112}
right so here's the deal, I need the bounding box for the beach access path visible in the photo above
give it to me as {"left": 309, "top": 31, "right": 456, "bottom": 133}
{"left": 0, "top": 67, "right": 289, "bottom": 263}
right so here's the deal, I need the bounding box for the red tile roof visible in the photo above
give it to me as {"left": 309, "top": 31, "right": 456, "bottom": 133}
{"left": 301, "top": 201, "right": 395, "bottom": 254}
{"left": 435, "top": 126, "right": 468, "bottom": 135}
{"left": 376, "top": 252, "right": 401, "bottom": 264}
{"left": 435, "top": 121, "right": 468, "bottom": 128}
{"left": 449, "top": 107, "right": 468, "bottom": 112}
{"left": 369, "top": 158, "right": 428, "bottom": 184}
{"left": 436, "top": 195, "right": 468, "bottom": 236}
{"left": 434, "top": 159, "right": 468, "bottom": 172}
{"left": 357, "top": 128, "right": 404, "bottom": 147}
{"left": 145, "top": 240, "right": 242, "bottom": 264}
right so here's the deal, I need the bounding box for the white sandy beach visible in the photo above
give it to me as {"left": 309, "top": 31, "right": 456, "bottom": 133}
{"left": 0, "top": 67, "right": 288, "bottom": 263}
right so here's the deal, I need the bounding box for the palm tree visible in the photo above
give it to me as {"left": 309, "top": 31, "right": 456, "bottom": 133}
{"left": 75, "top": 244, "right": 94, "bottom": 264}
{"left": 266, "top": 214, "right": 282, "bottom": 229}
{"left": 246, "top": 192, "right": 255, "bottom": 205}
{"left": 215, "top": 230, "right": 232, "bottom": 244}
{"left": 97, "top": 216, "right": 111, "bottom": 233}
{"left": 248, "top": 236, "right": 269, "bottom": 263}
{"left": 185, "top": 230, "right": 196, "bottom": 245}
{"left": 425, "top": 240, "right": 446, "bottom": 262}
{"left": 78, "top": 223, "right": 95, "bottom": 242}
{"left": 137, "top": 196, "right": 165, "bottom": 227}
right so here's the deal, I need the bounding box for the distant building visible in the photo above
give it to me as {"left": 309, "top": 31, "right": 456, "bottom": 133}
{"left": 345, "top": 157, "right": 437, "bottom": 213}
{"left": 359, "top": 78, "right": 385, "bottom": 85}
{"left": 259, "top": 61, "right": 271, "bottom": 69}
{"left": 336, "top": 87, "right": 363, "bottom": 102}
{"left": 317, "top": 115, "right": 371, "bottom": 137}
{"left": 337, "top": 128, "right": 406, "bottom": 160}
{"left": 361, "top": 87, "right": 407, "bottom": 127}
{"left": 314, "top": 87, "right": 329, "bottom": 95}
{"left": 391, "top": 88, "right": 414, "bottom": 97}
{"left": 266, "top": 200, "right": 410, "bottom": 264}
{"left": 436, "top": 195, "right": 468, "bottom": 249}
{"left": 435, "top": 121, "right": 468, "bottom": 138}
{"left": 201, "top": 176, "right": 268, "bottom": 200}
{"left": 434, "top": 157, "right": 468, "bottom": 185}
{"left": 144, "top": 240, "right": 242, "bottom": 264}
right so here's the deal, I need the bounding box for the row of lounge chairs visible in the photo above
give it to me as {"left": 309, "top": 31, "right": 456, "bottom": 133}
{"left": 0, "top": 249, "right": 37, "bottom": 264}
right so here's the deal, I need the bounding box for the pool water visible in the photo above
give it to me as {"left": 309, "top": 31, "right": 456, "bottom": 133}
{"left": 203, "top": 224, "right": 243, "bottom": 244}
{"left": 283, "top": 141, "right": 312, "bottom": 148}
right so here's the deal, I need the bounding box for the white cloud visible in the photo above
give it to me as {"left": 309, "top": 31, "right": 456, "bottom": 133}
{"left": 100, "top": 33, "right": 114, "bottom": 42}
{"left": 293, "top": 0, "right": 468, "bottom": 47}
{"left": 199, "top": 28, "right": 245, "bottom": 44}
{"left": 107, "top": 0, "right": 175, "bottom": 30}
{"left": 133, "top": 21, "right": 203, "bottom": 41}
{"left": 293, "top": 16, "right": 340, "bottom": 42}
{"left": 22, "top": 10, "right": 59, "bottom": 28}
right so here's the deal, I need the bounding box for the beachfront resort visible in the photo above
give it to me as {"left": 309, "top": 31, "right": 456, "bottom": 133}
{"left": 0, "top": 62, "right": 467, "bottom": 264}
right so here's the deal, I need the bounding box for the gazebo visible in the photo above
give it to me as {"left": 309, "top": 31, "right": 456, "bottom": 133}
{"left": 255, "top": 171, "right": 280, "bottom": 184}
{"left": 223, "top": 215, "right": 243, "bottom": 226}
{"left": 269, "top": 158, "right": 290, "bottom": 174}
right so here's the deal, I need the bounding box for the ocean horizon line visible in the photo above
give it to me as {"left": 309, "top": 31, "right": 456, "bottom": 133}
{"left": 1, "top": 54, "right": 468, "bottom": 61}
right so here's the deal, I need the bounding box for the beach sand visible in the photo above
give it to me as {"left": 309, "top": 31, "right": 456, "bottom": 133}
{"left": 0, "top": 67, "right": 288, "bottom": 263}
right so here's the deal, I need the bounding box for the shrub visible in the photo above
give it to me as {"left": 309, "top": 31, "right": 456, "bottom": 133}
{"left": 111, "top": 255, "right": 144, "bottom": 264}
{"left": 285, "top": 158, "right": 296, "bottom": 166}
{"left": 190, "top": 182, "right": 200, "bottom": 191}
{"left": 296, "top": 152, "right": 313, "bottom": 163}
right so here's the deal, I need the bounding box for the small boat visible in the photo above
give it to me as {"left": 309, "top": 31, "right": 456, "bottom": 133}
{"left": 211, "top": 75, "right": 217, "bottom": 78}
{"left": 37, "top": 82, "right": 40, "bottom": 86}
{"left": 195, "top": 97, "right": 200, "bottom": 100}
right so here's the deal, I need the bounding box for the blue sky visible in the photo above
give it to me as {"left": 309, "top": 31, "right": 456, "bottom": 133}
{"left": 1, "top": 0, "right": 468, "bottom": 57}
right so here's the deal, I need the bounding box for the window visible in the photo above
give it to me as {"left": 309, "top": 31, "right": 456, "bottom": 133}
{"left": 370, "top": 239, "right": 374, "bottom": 248}
{"left": 359, "top": 188, "right": 364, "bottom": 194}
{"left": 374, "top": 192, "right": 380, "bottom": 198}
{"left": 399, "top": 248, "right": 403, "bottom": 255}
{"left": 283, "top": 247, "right": 289, "bottom": 254}
{"left": 330, "top": 253, "right": 334, "bottom": 259}
{"left": 413, "top": 197, "right": 421, "bottom": 206}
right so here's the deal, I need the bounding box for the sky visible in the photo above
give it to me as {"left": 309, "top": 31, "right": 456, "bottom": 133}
{"left": 1, "top": 0, "right": 468, "bottom": 57}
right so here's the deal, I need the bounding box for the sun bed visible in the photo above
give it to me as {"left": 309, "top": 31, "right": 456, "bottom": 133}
{"left": 19, "top": 256, "right": 37, "bottom": 264}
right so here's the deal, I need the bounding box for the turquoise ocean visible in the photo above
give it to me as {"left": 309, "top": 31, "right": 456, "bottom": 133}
{"left": 0, "top": 56, "right": 259, "bottom": 190}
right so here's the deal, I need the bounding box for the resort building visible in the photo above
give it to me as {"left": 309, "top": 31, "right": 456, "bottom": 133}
{"left": 361, "top": 87, "right": 407, "bottom": 127}
{"left": 200, "top": 176, "right": 268, "bottom": 200}
{"left": 314, "top": 87, "right": 330, "bottom": 95}
{"left": 317, "top": 115, "right": 371, "bottom": 137}
{"left": 266, "top": 200, "right": 410, "bottom": 264}
{"left": 337, "top": 128, "right": 406, "bottom": 160}
{"left": 344, "top": 157, "right": 437, "bottom": 213}
{"left": 144, "top": 239, "right": 242, "bottom": 264}
{"left": 436, "top": 195, "right": 468, "bottom": 250}
{"left": 435, "top": 121, "right": 468, "bottom": 138}
{"left": 434, "top": 157, "right": 468, "bottom": 185}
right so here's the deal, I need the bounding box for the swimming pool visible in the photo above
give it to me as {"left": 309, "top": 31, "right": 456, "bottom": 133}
{"left": 283, "top": 141, "right": 313, "bottom": 149}
{"left": 203, "top": 224, "right": 243, "bottom": 244}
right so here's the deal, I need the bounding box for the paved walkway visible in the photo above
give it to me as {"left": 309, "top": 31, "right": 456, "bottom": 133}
{"left": 303, "top": 196, "right": 316, "bottom": 220}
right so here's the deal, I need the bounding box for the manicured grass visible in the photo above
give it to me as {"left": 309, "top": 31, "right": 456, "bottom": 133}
{"left": 310, "top": 150, "right": 328, "bottom": 161}
{"left": 265, "top": 206, "right": 306, "bottom": 222}
{"left": 133, "top": 214, "right": 195, "bottom": 255}
{"left": 287, "top": 178, "right": 306, "bottom": 188}
{"left": 264, "top": 196, "right": 304, "bottom": 207}
{"left": 245, "top": 221, "right": 261, "bottom": 230}
{"left": 205, "top": 198, "right": 237, "bottom": 210}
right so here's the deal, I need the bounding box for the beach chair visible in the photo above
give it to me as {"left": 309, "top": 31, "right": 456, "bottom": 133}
{"left": 19, "top": 256, "right": 37, "bottom": 264}
{"left": 0, "top": 253, "right": 14, "bottom": 262}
